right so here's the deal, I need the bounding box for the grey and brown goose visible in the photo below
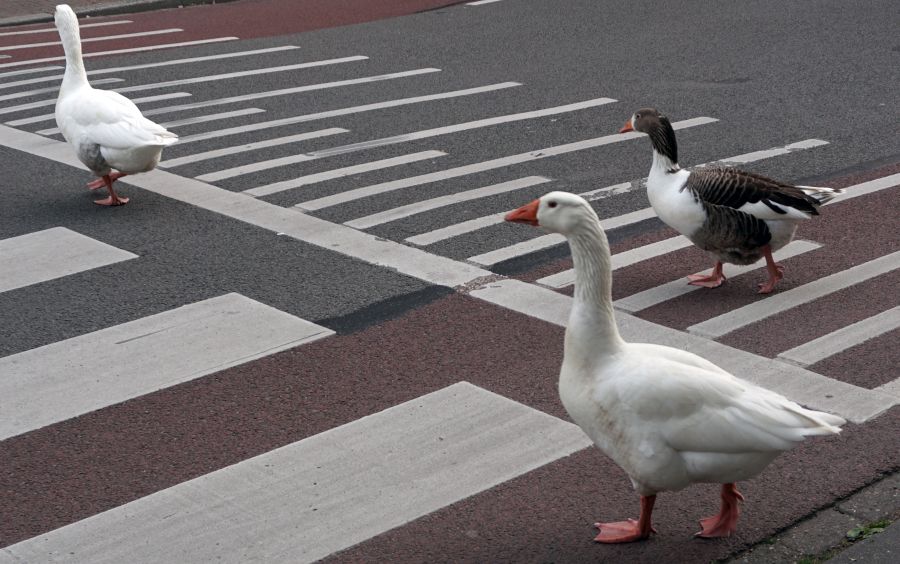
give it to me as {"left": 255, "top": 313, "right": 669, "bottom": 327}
{"left": 620, "top": 108, "right": 841, "bottom": 293}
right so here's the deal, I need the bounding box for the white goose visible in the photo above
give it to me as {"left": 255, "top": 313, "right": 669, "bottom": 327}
{"left": 505, "top": 191, "right": 844, "bottom": 543}
{"left": 54, "top": 4, "right": 177, "bottom": 206}
{"left": 620, "top": 108, "right": 841, "bottom": 293}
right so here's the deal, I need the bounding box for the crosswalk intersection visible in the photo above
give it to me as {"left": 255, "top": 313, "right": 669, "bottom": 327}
{"left": 1, "top": 11, "right": 898, "bottom": 562}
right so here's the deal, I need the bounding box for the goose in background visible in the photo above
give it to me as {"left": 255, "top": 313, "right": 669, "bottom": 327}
{"left": 505, "top": 192, "right": 845, "bottom": 542}
{"left": 620, "top": 108, "right": 841, "bottom": 293}
{"left": 53, "top": 4, "right": 177, "bottom": 206}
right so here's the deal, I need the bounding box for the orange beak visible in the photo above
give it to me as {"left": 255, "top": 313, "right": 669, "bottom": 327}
{"left": 619, "top": 119, "right": 634, "bottom": 133}
{"left": 505, "top": 199, "right": 540, "bottom": 226}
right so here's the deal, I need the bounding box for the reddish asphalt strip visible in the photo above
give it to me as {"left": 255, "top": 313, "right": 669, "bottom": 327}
{"left": 326, "top": 408, "right": 899, "bottom": 563}
{"left": 2, "top": 290, "right": 897, "bottom": 560}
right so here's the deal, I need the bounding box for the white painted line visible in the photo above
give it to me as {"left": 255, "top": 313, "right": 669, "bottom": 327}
{"left": 1, "top": 124, "right": 895, "bottom": 424}
{"left": 245, "top": 150, "right": 448, "bottom": 197}
{"left": 0, "top": 77, "right": 121, "bottom": 103}
{"left": 0, "top": 227, "right": 137, "bottom": 294}
{"left": 0, "top": 46, "right": 301, "bottom": 91}
{"left": 614, "top": 240, "right": 823, "bottom": 313}
{"left": 469, "top": 278, "right": 898, "bottom": 423}
{"left": 688, "top": 251, "right": 900, "bottom": 339}
{"left": 120, "top": 68, "right": 442, "bottom": 121}
{"left": 877, "top": 378, "right": 900, "bottom": 399}
{"left": 0, "top": 382, "right": 590, "bottom": 563}
{"left": 0, "top": 28, "right": 183, "bottom": 52}
{"left": 0, "top": 58, "right": 371, "bottom": 117}
{"left": 173, "top": 82, "right": 521, "bottom": 145}
{"left": 464, "top": 139, "right": 828, "bottom": 265}
{"left": 308, "top": 97, "right": 619, "bottom": 159}
{"left": 0, "top": 293, "right": 334, "bottom": 441}
{"left": 0, "top": 20, "right": 132, "bottom": 37}
{"left": 161, "top": 128, "right": 350, "bottom": 169}
{"left": 468, "top": 0, "right": 504, "bottom": 5}
{"left": 825, "top": 173, "right": 900, "bottom": 205}
{"left": 343, "top": 176, "right": 552, "bottom": 230}
{"left": 110, "top": 56, "right": 367, "bottom": 95}
{"left": 537, "top": 236, "right": 694, "bottom": 288}
{"left": 156, "top": 108, "right": 267, "bottom": 129}
{"left": 0, "top": 37, "right": 238, "bottom": 69}
{"left": 406, "top": 211, "right": 508, "bottom": 246}
{"left": 777, "top": 306, "right": 900, "bottom": 367}
{"left": 296, "top": 116, "right": 718, "bottom": 211}
{"left": 5, "top": 92, "right": 193, "bottom": 126}
{"left": 0, "top": 65, "right": 63, "bottom": 79}
{"left": 199, "top": 97, "right": 618, "bottom": 182}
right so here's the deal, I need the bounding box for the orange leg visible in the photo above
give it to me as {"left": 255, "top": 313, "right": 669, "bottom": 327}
{"left": 687, "top": 261, "right": 726, "bottom": 288}
{"left": 695, "top": 483, "right": 744, "bottom": 538}
{"left": 87, "top": 171, "right": 127, "bottom": 190}
{"left": 757, "top": 245, "right": 785, "bottom": 294}
{"left": 93, "top": 174, "right": 129, "bottom": 206}
{"left": 594, "top": 494, "right": 657, "bottom": 543}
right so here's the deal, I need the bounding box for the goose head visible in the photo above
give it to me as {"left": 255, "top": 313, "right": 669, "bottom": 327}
{"left": 54, "top": 4, "right": 79, "bottom": 36}
{"left": 619, "top": 108, "right": 679, "bottom": 166}
{"left": 505, "top": 191, "right": 598, "bottom": 235}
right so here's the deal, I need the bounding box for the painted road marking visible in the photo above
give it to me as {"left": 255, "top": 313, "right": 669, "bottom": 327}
{"left": 688, "top": 251, "right": 900, "bottom": 339}
{"left": 0, "top": 382, "right": 590, "bottom": 563}
{"left": 0, "top": 46, "right": 302, "bottom": 91}
{"left": 777, "top": 306, "right": 900, "bottom": 367}
{"left": 469, "top": 278, "right": 898, "bottom": 423}
{"left": 5, "top": 92, "right": 194, "bottom": 126}
{"left": 0, "top": 37, "right": 239, "bottom": 69}
{"left": 0, "top": 29, "right": 184, "bottom": 52}
{"left": 0, "top": 227, "right": 137, "bottom": 294}
{"left": 0, "top": 20, "right": 132, "bottom": 38}
{"left": 537, "top": 236, "right": 695, "bottom": 288}
{"left": 245, "top": 150, "right": 449, "bottom": 197}
{"left": 344, "top": 176, "right": 553, "bottom": 230}
{"left": 0, "top": 293, "right": 334, "bottom": 441}
{"left": 161, "top": 128, "right": 351, "bottom": 169}
{"left": 157, "top": 108, "right": 267, "bottom": 129}
{"left": 199, "top": 97, "right": 618, "bottom": 183}
{"left": 466, "top": 139, "right": 829, "bottom": 265}
{"left": 0, "top": 124, "right": 895, "bottom": 423}
{"left": 0, "top": 65, "right": 63, "bottom": 79}
{"left": 295, "top": 117, "right": 718, "bottom": 211}
{"left": 614, "top": 240, "right": 823, "bottom": 313}
{"left": 0, "top": 78, "right": 122, "bottom": 103}
{"left": 826, "top": 173, "right": 900, "bottom": 205}
{"left": 172, "top": 82, "right": 521, "bottom": 144}
{"left": 109, "top": 56, "right": 368, "bottom": 95}
{"left": 3, "top": 68, "right": 440, "bottom": 122}
{"left": 468, "top": 0, "right": 505, "bottom": 5}
{"left": 0, "top": 58, "right": 376, "bottom": 117}
{"left": 406, "top": 210, "right": 509, "bottom": 246}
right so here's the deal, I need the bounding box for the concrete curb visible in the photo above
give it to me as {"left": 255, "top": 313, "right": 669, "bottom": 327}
{"left": 726, "top": 471, "right": 900, "bottom": 563}
{"left": 0, "top": 0, "right": 239, "bottom": 28}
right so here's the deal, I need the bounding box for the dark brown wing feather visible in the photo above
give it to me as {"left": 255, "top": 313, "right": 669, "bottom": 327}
{"left": 684, "top": 167, "right": 820, "bottom": 216}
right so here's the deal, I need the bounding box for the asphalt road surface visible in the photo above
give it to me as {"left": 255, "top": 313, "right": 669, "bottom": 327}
{"left": 1, "top": 0, "right": 898, "bottom": 562}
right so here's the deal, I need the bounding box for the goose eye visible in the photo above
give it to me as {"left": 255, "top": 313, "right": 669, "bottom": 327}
{"left": 635, "top": 113, "right": 640, "bottom": 120}
{"left": 548, "top": 201, "right": 558, "bottom": 208}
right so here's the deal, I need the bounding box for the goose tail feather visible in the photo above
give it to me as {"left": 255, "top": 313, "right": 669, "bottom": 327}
{"left": 798, "top": 185, "right": 844, "bottom": 205}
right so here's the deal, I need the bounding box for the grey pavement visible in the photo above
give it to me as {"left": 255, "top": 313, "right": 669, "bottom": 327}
{"left": 0, "top": 0, "right": 220, "bottom": 27}
{"left": 728, "top": 471, "right": 900, "bottom": 563}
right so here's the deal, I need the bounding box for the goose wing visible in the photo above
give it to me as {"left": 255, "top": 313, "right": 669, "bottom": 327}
{"left": 58, "top": 88, "right": 177, "bottom": 150}
{"left": 685, "top": 167, "right": 820, "bottom": 221}
{"left": 617, "top": 344, "right": 844, "bottom": 454}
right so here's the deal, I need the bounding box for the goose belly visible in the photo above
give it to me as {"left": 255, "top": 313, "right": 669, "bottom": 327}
{"left": 101, "top": 145, "right": 164, "bottom": 174}
{"left": 765, "top": 219, "right": 799, "bottom": 252}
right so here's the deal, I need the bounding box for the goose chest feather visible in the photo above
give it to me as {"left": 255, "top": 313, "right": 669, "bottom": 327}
{"left": 505, "top": 191, "right": 844, "bottom": 543}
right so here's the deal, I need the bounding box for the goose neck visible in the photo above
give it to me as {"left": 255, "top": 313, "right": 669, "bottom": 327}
{"left": 566, "top": 220, "right": 623, "bottom": 350}
{"left": 57, "top": 16, "right": 88, "bottom": 90}
{"left": 647, "top": 119, "right": 680, "bottom": 173}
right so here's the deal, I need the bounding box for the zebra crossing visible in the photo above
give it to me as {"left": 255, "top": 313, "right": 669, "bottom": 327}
{"left": 1, "top": 13, "right": 899, "bottom": 563}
